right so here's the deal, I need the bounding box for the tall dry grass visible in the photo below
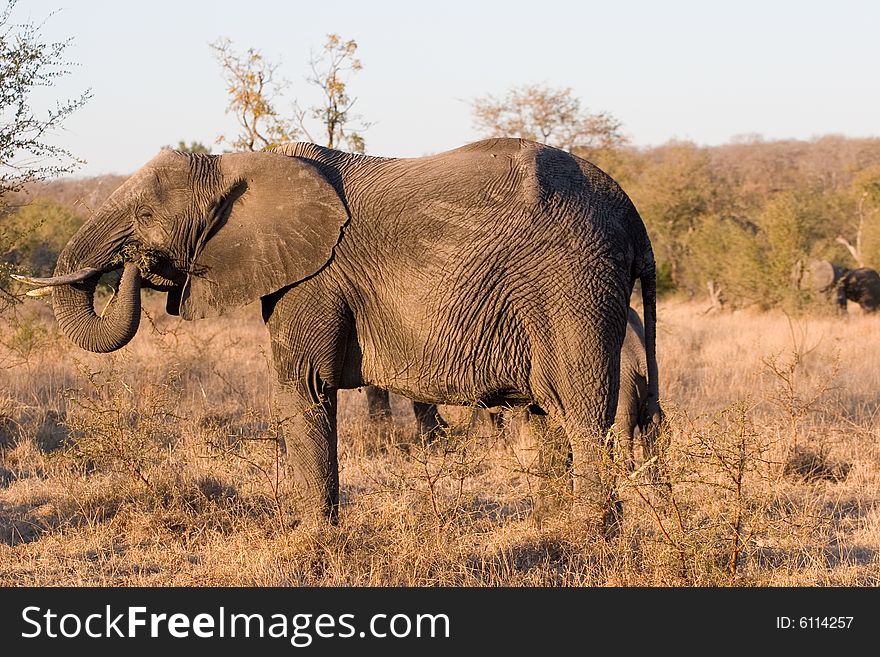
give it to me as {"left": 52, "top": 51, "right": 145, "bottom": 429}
{"left": 0, "top": 295, "right": 877, "bottom": 585}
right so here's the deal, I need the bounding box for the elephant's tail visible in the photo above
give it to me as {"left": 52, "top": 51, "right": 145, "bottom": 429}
{"left": 638, "top": 258, "right": 660, "bottom": 425}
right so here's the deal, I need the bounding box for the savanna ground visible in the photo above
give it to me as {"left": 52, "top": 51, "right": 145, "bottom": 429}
{"left": 0, "top": 295, "right": 877, "bottom": 586}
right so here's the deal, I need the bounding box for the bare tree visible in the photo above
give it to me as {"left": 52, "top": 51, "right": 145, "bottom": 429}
{"left": 835, "top": 202, "right": 867, "bottom": 268}
{"left": 471, "top": 84, "right": 626, "bottom": 155}
{"left": 210, "top": 37, "right": 300, "bottom": 152}
{"left": 295, "top": 34, "right": 370, "bottom": 153}
{"left": 837, "top": 169, "right": 880, "bottom": 269}
{"left": 0, "top": 1, "right": 91, "bottom": 198}
{"left": 0, "top": 0, "right": 90, "bottom": 311}
{"left": 212, "top": 34, "right": 370, "bottom": 154}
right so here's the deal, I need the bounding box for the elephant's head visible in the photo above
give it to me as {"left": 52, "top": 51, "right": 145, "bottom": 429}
{"left": 14, "top": 150, "right": 348, "bottom": 352}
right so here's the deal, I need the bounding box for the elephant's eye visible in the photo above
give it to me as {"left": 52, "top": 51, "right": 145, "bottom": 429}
{"left": 136, "top": 207, "right": 154, "bottom": 222}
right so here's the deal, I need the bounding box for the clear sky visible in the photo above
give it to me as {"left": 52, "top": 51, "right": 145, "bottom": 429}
{"left": 17, "top": 0, "right": 880, "bottom": 177}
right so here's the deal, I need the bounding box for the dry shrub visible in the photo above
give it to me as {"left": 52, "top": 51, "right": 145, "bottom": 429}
{"left": 0, "top": 297, "right": 877, "bottom": 585}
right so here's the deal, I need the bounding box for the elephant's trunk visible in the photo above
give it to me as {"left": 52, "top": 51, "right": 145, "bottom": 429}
{"left": 51, "top": 261, "right": 142, "bottom": 353}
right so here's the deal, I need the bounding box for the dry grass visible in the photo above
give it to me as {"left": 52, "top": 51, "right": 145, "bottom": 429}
{"left": 0, "top": 295, "right": 878, "bottom": 586}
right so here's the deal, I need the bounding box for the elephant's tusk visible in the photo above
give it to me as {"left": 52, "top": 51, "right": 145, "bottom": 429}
{"left": 11, "top": 267, "right": 102, "bottom": 287}
{"left": 25, "top": 286, "right": 55, "bottom": 298}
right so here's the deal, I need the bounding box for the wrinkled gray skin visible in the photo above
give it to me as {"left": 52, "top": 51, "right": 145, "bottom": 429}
{"left": 29, "top": 138, "right": 659, "bottom": 525}
{"left": 364, "top": 384, "right": 448, "bottom": 440}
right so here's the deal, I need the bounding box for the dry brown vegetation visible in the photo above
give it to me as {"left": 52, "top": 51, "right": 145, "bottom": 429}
{"left": 0, "top": 294, "right": 877, "bottom": 586}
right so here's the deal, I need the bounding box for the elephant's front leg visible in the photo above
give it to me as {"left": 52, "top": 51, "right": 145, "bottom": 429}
{"left": 263, "top": 287, "right": 348, "bottom": 524}
{"left": 273, "top": 378, "right": 339, "bottom": 523}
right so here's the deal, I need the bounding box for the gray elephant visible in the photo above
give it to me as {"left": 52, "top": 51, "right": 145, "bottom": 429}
{"left": 838, "top": 268, "right": 880, "bottom": 312}
{"left": 615, "top": 307, "right": 663, "bottom": 472}
{"left": 14, "top": 138, "right": 659, "bottom": 525}
{"left": 363, "top": 384, "right": 448, "bottom": 440}
{"left": 801, "top": 259, "right": 880, "bottom": 313}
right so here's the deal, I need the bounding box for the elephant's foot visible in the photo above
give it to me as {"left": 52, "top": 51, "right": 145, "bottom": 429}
{"left": 272, "top": 381, "right": 340, "bottom": 527}
{"left": 283, "top": 456, "right": 340, "bottom": 527}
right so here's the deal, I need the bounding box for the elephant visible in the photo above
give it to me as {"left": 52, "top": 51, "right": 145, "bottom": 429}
{"left": 615, "top": 306, "right": 663, "bottom": 472}
{"left": 363, "top": 384, "right": 448, "bottom": 440}
{"left": 14, "top": 137, "right": 659, "bottom": 526}
{"left": 799, "top": 259, "right": 880, "bottom": 313}
{"left": 838, "top": 267, "right": 880, "bottom": 312}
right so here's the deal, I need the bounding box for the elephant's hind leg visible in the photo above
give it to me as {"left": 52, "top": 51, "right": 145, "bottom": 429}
{"left": 530, "top": 324, "right": 626, "bottom": 537}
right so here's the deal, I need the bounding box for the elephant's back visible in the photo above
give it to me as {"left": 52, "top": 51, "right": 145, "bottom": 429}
{"left": 353, "top": 139, "right": 632, "bottom": 229}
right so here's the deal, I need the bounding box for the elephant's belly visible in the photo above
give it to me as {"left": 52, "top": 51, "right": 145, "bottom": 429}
{"left": 339, "top": 275, "right": 534, "bottom": 406}
{"left": 381, "top": 381, "right": 532, "bottom": 409}
{"left": 346, "top": 333, "right": 532, "bottom": 408}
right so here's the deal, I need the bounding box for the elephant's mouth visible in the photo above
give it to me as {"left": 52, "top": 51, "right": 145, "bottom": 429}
{"left": 111, "top": 248, "right": 187, "bottom": 315}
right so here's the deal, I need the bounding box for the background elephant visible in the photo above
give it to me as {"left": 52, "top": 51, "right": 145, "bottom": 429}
{"left": 16, "top": 138, "right": 659, "bottom": 525}
{"left": 363, "top": 384, "right": 448, "bottom": 440}
{"left": 801, "top": 259, "right": 880, "bottom": 313}
{"left": 838, "top": 267, "right": 880, "bottom": 312}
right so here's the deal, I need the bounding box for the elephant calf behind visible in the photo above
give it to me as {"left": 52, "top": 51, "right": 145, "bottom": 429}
{"left": 478, "top": 307, "right": 663, "bottom": 471}
{"left": 615, "top": 307, "right": 663, "bottom": 471}
{"left": 800, "top": 259, "right": 880, "bottom": 313}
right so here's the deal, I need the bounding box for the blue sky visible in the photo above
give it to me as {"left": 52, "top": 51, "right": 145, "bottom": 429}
{"left": 18, "top": 0, "right": 880, "bottom": 176}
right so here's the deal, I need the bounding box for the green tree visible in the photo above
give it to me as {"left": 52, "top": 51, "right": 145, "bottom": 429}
{"left": 684, "top": 191, "right": 825, "bottom": 309}
{"left": 1, "top": 198, "right": 82, "bottom": 275}
{"left": 164, "top": 140, "right": 210, "bottom": 155}
{"left": 626, "top": 141, "right": 724, "bottom": 291}
{"left": 758, "top": 190, "right": 823, "bottom": 304}
{"left": 686, "top": 213, "right": 765, "bottom": 305}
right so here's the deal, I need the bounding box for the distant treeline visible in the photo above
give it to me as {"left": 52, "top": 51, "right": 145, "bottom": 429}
{"left": 588, "top": 135, "right": 880, "bottom": 307}
{"left": 5, "top": 136, "right": 880, "bottom": 308}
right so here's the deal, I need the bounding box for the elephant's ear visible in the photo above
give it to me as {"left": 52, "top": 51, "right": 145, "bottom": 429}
{"left": 179, "top": 151, "right": 348, "bottom": 320}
